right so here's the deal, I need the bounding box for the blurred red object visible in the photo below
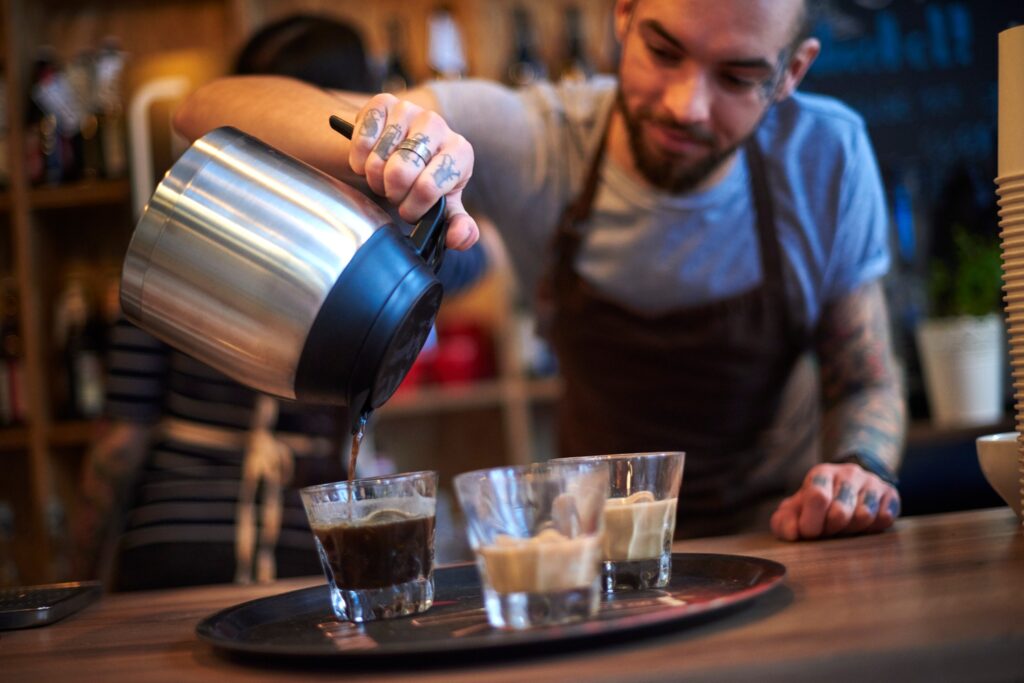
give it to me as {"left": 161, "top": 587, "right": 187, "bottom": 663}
{"left": 433, "top": 320, "right": 495, "bottom": 384}
{"left": 394, "top": 333, "right": 438, "bottom": 394}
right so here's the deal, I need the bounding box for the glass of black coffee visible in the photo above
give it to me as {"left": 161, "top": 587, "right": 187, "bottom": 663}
{"left": 300, "top": 471, "right": 437, "bottom": 622}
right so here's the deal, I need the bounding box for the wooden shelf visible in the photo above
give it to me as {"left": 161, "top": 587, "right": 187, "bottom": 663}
{"left": 0, "top": 426, "right": 30, "bottom": 452}
{"left": 48, "top": 420, "right": 98, "bottom": 448}
{"left": 28, "top": 179, "right": 131, "bottom": 210}
{"left": 378, "top": 376, "right": 562, "bottom": 419}
{"left": 379, "top": 379, "right": 507, "bottom": 417}
{"left": 907, "top": 415, "right": 1015, "bottom": 448}
{"left": 0, "top": 420, "right": 99, "bottom": 453}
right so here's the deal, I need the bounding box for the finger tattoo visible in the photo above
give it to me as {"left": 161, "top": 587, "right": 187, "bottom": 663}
{"left": 432, "top": 154, "right": 461, "bottom": 187}
{"left": 812, "top": 475, "right": 829, "bottom": 488}
{"left": 361, "top": 109, "right": 384, "bottom": 139}
{"left": 375, "top": 123, "right": 403, "bottom": 160}
{"left": 863, "top": 490, "right": 879, "bottom": 513}
{"left": 837, "top": 482, "right": 855, "bottom": 506}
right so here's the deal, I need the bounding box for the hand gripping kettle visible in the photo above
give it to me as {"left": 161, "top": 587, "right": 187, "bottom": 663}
{"left": 120, "top": 125, "right": 447, "bottom": 432}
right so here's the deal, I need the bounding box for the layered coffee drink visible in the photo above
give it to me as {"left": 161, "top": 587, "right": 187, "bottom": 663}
{"left": 601, "top": 490, "right": 677, "bottom": 591}
{"left": 478, "top": 527, "right": 601, "bottom": 593}
{"left": 603, "top": 491, "right": 677, "bottom": 561}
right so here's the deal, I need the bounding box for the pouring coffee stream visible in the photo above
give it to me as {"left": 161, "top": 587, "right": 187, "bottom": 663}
{"left": 120, "top": 116, "right": 450, "bottom": 480}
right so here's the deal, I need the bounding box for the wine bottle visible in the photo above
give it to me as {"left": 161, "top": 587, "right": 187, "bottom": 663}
{"left": 506, "top": 6, "right": 546, "bottom": 88}
{"left": 25, "top": 48, "right": 64, "bottom": 185}
{"left": 54, "top": 274, "right": 104, "bottom": 419}
{"left": 93, "top": 37, "right": 128, "bottom": 179}
{"left": 427, "top": 6, "right": 467, "bottom": 80}
{"left": 382, "top": 19, "right": 412, "bottom": 93}
{"left": 560, "top": 6, "right": 593, "bottom": 83}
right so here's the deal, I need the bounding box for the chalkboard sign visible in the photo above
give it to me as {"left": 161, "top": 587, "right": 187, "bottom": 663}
{"left": 802, "top": 0, "right": 1022, "bottom": 203}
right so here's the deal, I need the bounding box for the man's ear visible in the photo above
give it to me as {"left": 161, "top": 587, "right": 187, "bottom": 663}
{"left": 775, "top": 38, "right": 821, "bottom": 102}
{"left": 614, "top": 0, "right": 638, "bottom": 44}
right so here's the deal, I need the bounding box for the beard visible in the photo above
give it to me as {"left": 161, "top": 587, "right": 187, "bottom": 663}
{"left": 614, "top": 87, "right": 744, "bottom": 194}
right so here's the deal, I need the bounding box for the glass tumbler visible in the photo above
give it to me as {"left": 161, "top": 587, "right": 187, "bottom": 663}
{"left": 300, "top": 471, "right": 438, "bottom": 622}
{"left": 454, "top": 461, "right": 608, "bottom": 630}
{"left": 565, "top": 452, "right": 685, "bottom": 591}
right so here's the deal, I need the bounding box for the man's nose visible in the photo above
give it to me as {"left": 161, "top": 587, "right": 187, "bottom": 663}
{"left": 662, "top": 64, "right": 712, "bottom": 124}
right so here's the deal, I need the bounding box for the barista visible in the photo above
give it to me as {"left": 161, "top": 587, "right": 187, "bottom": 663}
{"left": 174, "top": 0, "right": 906, "bottom": 540}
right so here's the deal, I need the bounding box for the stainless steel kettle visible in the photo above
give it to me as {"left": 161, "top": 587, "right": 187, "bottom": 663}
{"left": 120, "top": 126, "right": 447, "bottom": 432}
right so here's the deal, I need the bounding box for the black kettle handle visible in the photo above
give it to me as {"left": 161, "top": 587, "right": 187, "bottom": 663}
{"left": 410, "top": 195, "right": 447, "bottom": 273}
{"left": 330, "top": 115, "right": 448, "bottom": 273}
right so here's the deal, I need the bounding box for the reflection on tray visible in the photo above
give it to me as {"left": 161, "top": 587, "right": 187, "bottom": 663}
{"left": 196, "top": 553, "right": 786, "bottom": 660}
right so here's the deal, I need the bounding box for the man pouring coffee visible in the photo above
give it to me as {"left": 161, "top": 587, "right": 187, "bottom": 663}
{"left": 175, "top": 0, "right": 905, "bottom": 540}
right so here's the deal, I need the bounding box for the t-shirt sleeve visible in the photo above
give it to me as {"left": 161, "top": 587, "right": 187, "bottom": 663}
{"left": 825, "top": 123, "right": 892, "bottom": 299}
{"left": 427, "top": 79, "right": 550, "bottom": 224}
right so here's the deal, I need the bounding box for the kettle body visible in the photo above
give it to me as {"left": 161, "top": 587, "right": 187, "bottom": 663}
{"left": 121, "top": 127, "right": 446, "bottom": 430}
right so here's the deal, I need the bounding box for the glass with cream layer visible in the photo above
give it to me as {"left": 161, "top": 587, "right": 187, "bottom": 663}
{"left": 454, "top": 461, "right": 608, "bottom": 629}
{"left": 567, "top": 452, "right": 685, "bottom": 591}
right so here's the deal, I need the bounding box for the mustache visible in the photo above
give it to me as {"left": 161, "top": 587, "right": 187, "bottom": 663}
{"left": 645, "top": 117, "right": 716, "bottom": 146}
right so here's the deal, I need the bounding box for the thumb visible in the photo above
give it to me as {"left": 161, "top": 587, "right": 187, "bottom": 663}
{"left": 443, "top": 189, "right": 480, "bottom": 250}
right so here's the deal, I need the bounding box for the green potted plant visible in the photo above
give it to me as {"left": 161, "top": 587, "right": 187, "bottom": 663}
{"left": 915, "top": 225, "right": 1006, "bottom": 426}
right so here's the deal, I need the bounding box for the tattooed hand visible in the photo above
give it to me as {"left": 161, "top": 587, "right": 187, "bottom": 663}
{"left": 348, "top": 93, "right": 479, "bottom": 250}
{"left": 769, "top": 462, "right": 901, "bottom": 541}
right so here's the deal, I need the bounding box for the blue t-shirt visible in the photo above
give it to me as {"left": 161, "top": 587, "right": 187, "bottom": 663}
{"left": 430, "top": 77, "right": 891, "bottom": 328}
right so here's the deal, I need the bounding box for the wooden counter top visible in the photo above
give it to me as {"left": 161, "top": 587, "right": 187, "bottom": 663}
{"left": 2, "top": 507, "right": 1021, "bottom": 682}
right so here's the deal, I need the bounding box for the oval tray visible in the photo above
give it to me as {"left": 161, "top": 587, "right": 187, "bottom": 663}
{"left": 196, "top": 552, "right": 784, "bottom": 662}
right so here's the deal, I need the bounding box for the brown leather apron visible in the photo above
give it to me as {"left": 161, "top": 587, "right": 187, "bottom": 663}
{"left": 546, "top": 124, "right": 810, "bottom": 537}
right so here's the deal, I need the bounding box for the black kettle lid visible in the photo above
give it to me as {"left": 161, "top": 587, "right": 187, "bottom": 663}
{"left": 293, "top": 199, "right": 447, "bottom": 433}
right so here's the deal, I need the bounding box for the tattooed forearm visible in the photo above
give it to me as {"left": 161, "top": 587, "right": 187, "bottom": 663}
{"left": 431, "top": 154, "right": 461, "bottom": 188}
{"left": 816, "top": 281, "right": 906, "bottom": 474}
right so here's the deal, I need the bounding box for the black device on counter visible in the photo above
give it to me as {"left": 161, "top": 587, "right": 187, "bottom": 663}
{"left": 0, "top": 581, "right": 102, "bottom": 629}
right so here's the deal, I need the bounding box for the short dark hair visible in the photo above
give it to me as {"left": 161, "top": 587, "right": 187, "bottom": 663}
{"left": 789, "top": 0, "right": 816, "bottom": 52}
{"left": 234, "top": 14, "right": 380, "bottom": 92}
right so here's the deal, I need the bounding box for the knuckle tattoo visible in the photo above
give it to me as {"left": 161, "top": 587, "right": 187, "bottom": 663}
{"left": 360, "top": 109, "right": 384, "bottom": 140}
{"left": 837, "top": 482, "right": 855, "bottom": 506}
{"left": 431, "top": 154, "right": 461, "bottom": 188}
{"left": 374, "top": 123, "right": 402, "bottom": 160}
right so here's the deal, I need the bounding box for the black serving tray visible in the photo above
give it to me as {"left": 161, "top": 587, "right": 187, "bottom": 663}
{"left": 196, "top": 553, "right": 784, "bottom": 662}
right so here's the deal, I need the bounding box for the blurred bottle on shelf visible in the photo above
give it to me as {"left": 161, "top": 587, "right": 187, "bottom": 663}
{"left": 66, "top": 49, "right": 101, "bottom": 180}
{"left": 427, "top": 5, "right": 467, "bottom": 79}
{"left": 506, "top": 6, "right": 546, "bottom": 88}
{"left": 0, "top": 278, "right": 27, "bottom": 426}
{"left": 25, "top": 47, "right": 68, "bottom": 185}
{"left": 559, "top": 6, "right": 593, "bottom": 83}
{"left": 53, "top": 273, "right": 104, "bottom": 420}
{"left": 0, "top": 501, "right": 19, "bottom": 587}
{"left": 383, "top": 18, "right": 413, "bottom": 93}
{"left": 93, "top": 37, "right": 128, "bottom": 179}
{"left": 514, "top": 308, "right": 558, "bottom": 378}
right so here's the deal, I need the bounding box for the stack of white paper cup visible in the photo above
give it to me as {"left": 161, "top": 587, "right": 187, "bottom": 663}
{"left": 997, "top": 24, "right": 1024, "bottom": 525}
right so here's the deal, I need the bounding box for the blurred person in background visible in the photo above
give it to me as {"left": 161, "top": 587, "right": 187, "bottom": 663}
{"left": 72, "top": 14, "right": 484, "bottom": 590}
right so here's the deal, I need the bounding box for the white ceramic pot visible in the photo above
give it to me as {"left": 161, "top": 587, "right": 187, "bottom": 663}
{"left": 915, "top": 314, "right": 1005, "bottom": 426}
